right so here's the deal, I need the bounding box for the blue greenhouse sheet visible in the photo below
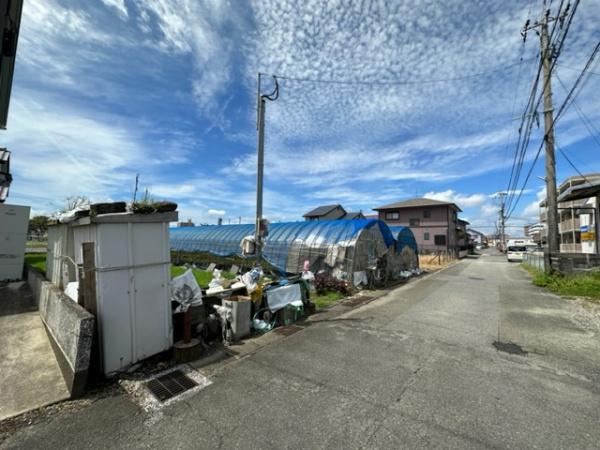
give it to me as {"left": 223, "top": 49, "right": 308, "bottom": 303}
{"left": 388, "top": 226, "right": 418, "bottom": 253}
{"left": 170, "top": 219, "right": 396, "bottom": 272}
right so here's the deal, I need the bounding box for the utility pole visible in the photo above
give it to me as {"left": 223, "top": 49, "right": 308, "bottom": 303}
{"left": 521, "top": 5, "right": 571, "bottom": 255}
{"left": 498, "top": 192, "right": 507, "bottom": 251}
{"left": 254, "top": 73, "right": 279, "bottom": 265}
{"left": 539, "top": 14, "right": 559, "bottom": 254}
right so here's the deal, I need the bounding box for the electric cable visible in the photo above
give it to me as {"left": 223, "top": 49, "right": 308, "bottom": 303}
{"left": 505, "top": 39, "right": 600, "bottom": 219}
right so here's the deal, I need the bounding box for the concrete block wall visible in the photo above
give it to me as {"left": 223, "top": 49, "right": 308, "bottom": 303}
{"left": 550, "top": 253, "right": 600, "bottom": 274}
{"left": 27, "top": 267, "right": 94, "bottom": 397}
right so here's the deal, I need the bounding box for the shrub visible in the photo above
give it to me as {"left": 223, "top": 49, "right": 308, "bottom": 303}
{"left": 314, "top": 274, "right": 351, "bottom": 295}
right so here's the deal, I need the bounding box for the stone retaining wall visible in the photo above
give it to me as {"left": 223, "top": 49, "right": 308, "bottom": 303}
{"left": 27, "top": 267, "right": 94, "bottom": 397}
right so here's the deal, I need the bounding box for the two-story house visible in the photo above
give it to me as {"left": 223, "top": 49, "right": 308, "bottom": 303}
{"left": 373, "top": 198, "right": 462, "bottom": 252}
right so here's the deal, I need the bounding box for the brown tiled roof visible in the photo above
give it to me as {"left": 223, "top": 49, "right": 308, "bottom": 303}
{"left": 373, "top": 197, "right": 462, "bottom": 212}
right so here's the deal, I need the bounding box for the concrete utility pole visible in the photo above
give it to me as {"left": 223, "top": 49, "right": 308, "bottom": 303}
{"left": 521, "top": 5, "right": 567, "bottom": 255}
{"left": 539, "top": 16, "right": 559, "bottom": 254}
{"left": 254, "top": 73, "right": 279, "bottom": 265}
{"left": 498, "top": 192, "right": 507, "bottom": 251}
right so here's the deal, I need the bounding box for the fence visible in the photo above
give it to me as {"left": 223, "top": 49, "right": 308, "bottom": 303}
{"left": 418, "top": 250, "right": 456, "bottom": 267}
{"left": 523, "top": 252, "right": 546, "bottom": 272}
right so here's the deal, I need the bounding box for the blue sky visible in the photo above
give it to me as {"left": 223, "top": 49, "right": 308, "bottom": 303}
{"left": 4, "top": 0, "right": 600, "bottom": 234}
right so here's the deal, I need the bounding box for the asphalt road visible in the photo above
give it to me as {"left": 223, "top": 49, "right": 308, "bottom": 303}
{"left": 3, "top": 249, "right": 600, "bottom": 449}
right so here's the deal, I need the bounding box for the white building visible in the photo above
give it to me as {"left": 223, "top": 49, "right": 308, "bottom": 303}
{"left": 540, "top": 174, "right": 600, "bottom": 254}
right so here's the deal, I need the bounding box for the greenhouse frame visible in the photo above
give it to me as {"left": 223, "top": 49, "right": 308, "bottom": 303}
{"left": 170, "top": 219, "right": 418, "bottom": 280}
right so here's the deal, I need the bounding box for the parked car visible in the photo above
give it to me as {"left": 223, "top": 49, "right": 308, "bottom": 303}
{"left": 506, "top": 239, "right": 533, "bottom": 262}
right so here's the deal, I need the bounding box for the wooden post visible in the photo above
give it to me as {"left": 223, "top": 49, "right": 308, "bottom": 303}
{"left": 183, "top": 309, "right": 191, "bottom": 344}
{"left": 82, "top": 243, "right": 98, "bottom": 316}
{"left": 82, "top": 242, "right": 101, "bottom": 378}
{"left": 77, "top": 266, "right": 85, "bottom": 306}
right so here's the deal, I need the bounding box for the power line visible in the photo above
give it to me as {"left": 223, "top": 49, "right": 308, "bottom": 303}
{"left": 555, "top": 72, "right": 600, "bottom": 150}
{"left": 505, "top": 2, "right": 582, "bottom": 218}
{"left": 262, "top": 59, "right": 530, "bottom": 87}
{"left": 506, "top": 38, "right": 600, "bottom": 219}
{"left": 556, "top": 63, "right": 600, "bottom": 76}
{"left": 555, "top": 141, "right": 593, "bottom": 185}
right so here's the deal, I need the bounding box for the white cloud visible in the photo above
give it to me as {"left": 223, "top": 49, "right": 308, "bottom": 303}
{"left": 101, "top": 0, "right": 128, "bottom": 19}
{"left": 521, "top": 187, "right": 546, "bottom": 220}
{"left": 424, "top": 189, "right": 487, "bottom": 208}
{"left": 207, "top": 209, "right": 226, "bottom": 216}
{"left": 19, "top": 1, "right": 122, "bottom": 88}
{"left": 4, "top": 95, "right": 144, "bottom": 212}
{"left": 132, "top": 0, "right": 250, "bottom": 115}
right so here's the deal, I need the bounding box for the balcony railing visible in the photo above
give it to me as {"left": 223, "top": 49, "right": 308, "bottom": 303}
{"left": 558, "top": 218, "right": 580, "bottom": 234}
{"left": 560, "top": 243, "right": 582, "bottom": 253}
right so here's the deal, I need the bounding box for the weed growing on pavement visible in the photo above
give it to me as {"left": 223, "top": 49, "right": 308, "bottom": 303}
{"left": 522, "top": 264, "right": 600, "bottom": 302}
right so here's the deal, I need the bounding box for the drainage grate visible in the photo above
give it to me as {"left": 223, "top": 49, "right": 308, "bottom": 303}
{"left": 146, "top": 369, "right": 198, "bottom": 402}
{"left": 493, "top": 341, "right": 528, "bottom": 356}
{"left": 274, "top": 324, "right": 303, "bottom": 336}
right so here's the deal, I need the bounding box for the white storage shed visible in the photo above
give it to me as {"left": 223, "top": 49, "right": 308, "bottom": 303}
{"left": 0, "top": 203, "right": 30, "bottom": 281}
{"left": 48, "top": 211, "right": 177, "bottom": 375}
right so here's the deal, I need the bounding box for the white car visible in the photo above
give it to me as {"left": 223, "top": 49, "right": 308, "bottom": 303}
{"left": 506, "top": 245, "right": 527, "bottom": 262}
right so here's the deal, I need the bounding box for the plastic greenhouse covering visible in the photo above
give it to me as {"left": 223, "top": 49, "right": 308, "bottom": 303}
{"left": 388, "top": 226, "right": 418, "bottom": 254}
{"left": 170, "top": 219, "right": 408, "bottom": 276}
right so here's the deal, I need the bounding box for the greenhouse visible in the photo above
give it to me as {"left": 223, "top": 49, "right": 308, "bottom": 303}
{"left": 170, "top": 219, "right": 418, "bottom": 279}
{"left": 387, "top": 226, "right": 419, "bottom": 272}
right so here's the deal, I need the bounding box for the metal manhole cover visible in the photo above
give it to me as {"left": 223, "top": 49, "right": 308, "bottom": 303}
{"left": 146, "top": 369, "right": 198, "bottom": 402}
{"left": 493, "top": 341, "right": 528, "bottom": 356}
{"left": 273, "top": 325, "right": 303, "bottom": 336}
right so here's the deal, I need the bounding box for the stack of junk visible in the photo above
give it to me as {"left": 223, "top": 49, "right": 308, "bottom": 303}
{"left": 43, "top": 212, "right": 419, "bottom": 384}
{"left": 168, "top": 219, "right": 420, "bottom": 355}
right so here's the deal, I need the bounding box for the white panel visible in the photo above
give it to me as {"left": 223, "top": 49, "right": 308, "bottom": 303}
{"left": 47, "top": 224, "right": 68, "bottom": 285}
{"left": 0, "top": 204, "right": 29, "bottom": 281}
{"left": 0, "top": 204, "right": 29, "bottom": 232}
{"left": 96, "top": 223, "right": 129, "bottom": 268}
{"left": 0, "top": 232, "right": 25, "bottom": 265}
{"left": 132, "top": 223, "right": 164, "bottom": 265}
{"left": 72, "top": 226, "right": 94, "bottom": 265}
{"left": 97, "top": 269, "right": 133, "bottom": 374}
{"left": 132, "top": 265, "right": 170, "bottom": 360}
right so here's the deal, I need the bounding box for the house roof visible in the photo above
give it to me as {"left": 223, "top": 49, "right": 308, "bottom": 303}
{"left": 373, "top": 197, "right": 462, "bottom": 212}
{"left": 467, "top": 228, "right": 485, "bottom": 236}
{"left": 458, "top": 218, "right": 470, "bottom": 225}
{"left": 303, "top": 204, "right": 345, "bottom": 218}
{"left": 344, "top": 211, "right": 364, "bottom": 219}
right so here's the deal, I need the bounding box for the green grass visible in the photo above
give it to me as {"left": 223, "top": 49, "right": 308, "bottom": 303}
{"left": 170, "top": 266, "right": 235, "bottom": 288}
{"left": 24, "top": 253, "right": 46, "bottom": 274}
{"left": 313, "top": 291, "right": 345, "bottom": 309}
{"left": 26, "top": 241, "right": 47, "bottom": 248}
{"left": 522, "top": 264, "right": 600, "bottom": 302}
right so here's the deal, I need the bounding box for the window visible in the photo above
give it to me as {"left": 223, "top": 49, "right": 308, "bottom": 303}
{"left": 385, "top": 212, "right": 399, "bottom": 220}
{"left": 424, "top": 232, "right": 430, "bottom": 241}
{"left": 434, "top": 234, "right": 446, "bottom": 246}
{"left": 423, "top": 210, "right": 431, "bottom": 218}
{"left": 409, "top": 218, "right": 420, "bottom": 227}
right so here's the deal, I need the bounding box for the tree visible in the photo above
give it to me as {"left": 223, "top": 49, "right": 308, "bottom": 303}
{"left": 28, "top": 215, "right": 49, "bottom": 238}
{"left": 61, "top": 195, "right": 90, "bottom": 212}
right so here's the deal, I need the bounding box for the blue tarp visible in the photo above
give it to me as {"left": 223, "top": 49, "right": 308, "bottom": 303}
{"left": 170, "top": 219, "right": 396, "bottom": 273}
{"left": 388, "top": 226, "right": 418, "bottom": 254}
